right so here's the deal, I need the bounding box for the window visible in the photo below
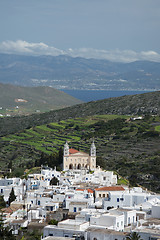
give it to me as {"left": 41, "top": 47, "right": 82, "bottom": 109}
{"left": 99, "top": 194, "right": 101, "bottom": 197}
{"left": 133, "top": 216, "right": 135, "bottom": 223}
{"left": 103, "top": 194, "right": 105, "bottom": 197}
{"left": 117, "top": 222, "right": 119, "bottom": 227}
{"left": 103, "top": 177, "right": 106, "bottom": 180}
{"left": 117, "top": 198, "right": 119, "bottom": 202}
{"left": 79, "top": 207, "right": 82, "bottom": 211}
{"left": 128, "top": 217, "right": 130, "bottom": 224}
{"left": 1, "top": 189, "right": 3, "bottom": 193}
{"left": 74, "top": 207, "right": 77, "bottom": 212}
{"left": 121, "top": 221, "right": 123, "bottom": 226}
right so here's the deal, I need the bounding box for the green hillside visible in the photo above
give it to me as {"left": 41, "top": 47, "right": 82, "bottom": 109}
{"left": 0, "top": 91, "right": 160, "bottom": 136}
{"left": 0, "top": 83, "right": 82, "bottom": 116}
{"left": 1, "top": 114, "right": 160, "bottom": 193}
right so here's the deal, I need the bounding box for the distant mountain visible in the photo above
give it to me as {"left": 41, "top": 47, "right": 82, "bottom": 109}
{"left": 0, "top": 83, "right": 82, "bottom": 116}
{"left": 0, "top": 53, "right": 160, "bottom": 90}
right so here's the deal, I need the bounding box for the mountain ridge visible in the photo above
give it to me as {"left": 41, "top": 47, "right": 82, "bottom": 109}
{"left": 0, "top": 53, "right": 160, "bottom": 90}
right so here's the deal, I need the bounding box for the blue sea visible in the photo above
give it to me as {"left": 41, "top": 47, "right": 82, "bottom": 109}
{"left": 62, "top": 90, "right": 152, "bottom": 102}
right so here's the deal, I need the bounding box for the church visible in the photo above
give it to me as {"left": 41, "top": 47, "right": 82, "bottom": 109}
{"left": 63, "top": 141, "right": 96, "bottom": 171}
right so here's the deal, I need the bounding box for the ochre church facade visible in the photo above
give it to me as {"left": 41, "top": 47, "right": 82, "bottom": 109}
{"left": 63, "top": 141, "right": 96, "bottom": 171}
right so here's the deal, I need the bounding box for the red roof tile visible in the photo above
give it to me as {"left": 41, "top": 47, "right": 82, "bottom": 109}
{"left": 69, "top": 148, "right": 79, "bottom": 154}
{"left": 95, "top": 186, "right": 125, "bottom": 191}
{"left": 1, "top": 207, "right": 13, "bottom": 214}
{"left": 76, "top": 188, "right": 94, "bottom": 193}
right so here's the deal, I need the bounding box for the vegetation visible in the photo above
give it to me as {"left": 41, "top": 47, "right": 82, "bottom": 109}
{"left": 0, "top": 196, "right": 6, "bottom": 209}
{"left": 8, "top": 187, "right": 16, "bottom": 206}
{"left": 0, "top": 91, "right": 160, "bottom": 137}
{"left": 0, "top": 113, "right": 160, "bottom": 192}
{"left": 0, "top": 83, "right": 82, "bottom": 116}
{"left": 50, "top": 177, "right": 59, "bottom": 185}
{"left": 0, "top": 214, "right": 16, "bottom": 240}
{"left": 126, "top": 232, "right": 143, "bottom": 240}
{"left": 48, "top": 219, "right": 58, "bottom": 225}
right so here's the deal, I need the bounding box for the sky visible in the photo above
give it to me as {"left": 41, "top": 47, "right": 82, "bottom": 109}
{"left": 0, "top": 0, "right": 160, "bottom": 62}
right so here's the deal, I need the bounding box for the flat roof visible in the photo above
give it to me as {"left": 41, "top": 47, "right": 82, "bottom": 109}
{"left": 44, "top": 237, "right": 74, "bottom": 240}
{"left": 87, "top": 227, "right": 129, "bottom": 235}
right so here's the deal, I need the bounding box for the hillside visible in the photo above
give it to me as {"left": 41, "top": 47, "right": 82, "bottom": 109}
{"left": 0, "top": 53, "right": 160, "bottom": 90}
{"left": 0, "top": 83, "right": 82, "bottom": 116}
{"left": 0, "top": 91, "right": 160, "bottom": 136}
{"left": 0, "top": 91, "right": 160, "bottom": 192}
{"left": 0, "top": 114, "right": 160, "bottom": 193}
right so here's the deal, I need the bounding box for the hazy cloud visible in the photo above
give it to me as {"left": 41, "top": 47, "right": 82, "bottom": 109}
{"left": 0, "top": 40, "right": 160, "bottom": 63}
{"left": 0, "top": 40, "right": 65, "bottom": 56}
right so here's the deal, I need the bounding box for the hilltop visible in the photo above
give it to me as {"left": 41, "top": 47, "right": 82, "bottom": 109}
{"left": 0, "top": 83, "right": 82, "bottom": 116}
{"left": 0, "top": 90, "right": 160, "bottom": 136}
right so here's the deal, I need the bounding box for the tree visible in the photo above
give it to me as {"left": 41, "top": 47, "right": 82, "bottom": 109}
{"left": 0, "top": 212, "right": 16, "bottom": 240}
{"left": 0, "top": 196, "right": 6, "bottom": 209}
{"left": 126, "top": 232, "right": 143, "bottom": 240}
{"left": 48, "top": 219, "right": 58, "bottom": 225}
{"left": 50, "top": 177, "right": 59, "bottom": 185}
{"left": 8, "top": 187, "right": 16, "bottom": 206}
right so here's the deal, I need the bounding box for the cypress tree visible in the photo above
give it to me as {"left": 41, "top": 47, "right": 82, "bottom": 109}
{"left": 8, "top": 188, "right": 16, "bottom": 206}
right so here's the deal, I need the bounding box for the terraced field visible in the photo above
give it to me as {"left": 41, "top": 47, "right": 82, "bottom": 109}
{"left": 1, "top": 114, "right": 160, "bottom": 192}
{"left": 0, "top": 115, "right": 129, "bottom": 170}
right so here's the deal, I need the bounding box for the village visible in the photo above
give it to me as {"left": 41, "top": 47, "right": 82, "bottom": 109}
{"left": 0, "top": 142, "right": 160, "bottom": 240}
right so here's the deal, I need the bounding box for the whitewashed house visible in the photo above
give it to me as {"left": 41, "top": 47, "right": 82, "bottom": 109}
{"left": 43, "top": 219, "right": 89, "bottom": 239}
{"left": 109, "top": 208, "right": 137, "bottom": 227}
{"left": 90, "top": 211, "right": 125, "bottom": 231}
{"left": 87, "top": 227, "right": 129, "bottom": 240}
{"left": 152, "top": 203, "right": 160, "bottom": 218}
{"left": 64, "top": 189, "right": 94, "bottom": 210}
{"left": 103, "top": 188, "right": 152, "bottom": 210}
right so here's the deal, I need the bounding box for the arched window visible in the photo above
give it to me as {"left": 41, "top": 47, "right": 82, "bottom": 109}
{"left": 85, "top": 164, "right": 89, "bottom": 169}
{"left": 69, "top": 164, "right": 73, "bottom": 169}
{"left": 77, "top": 164, "right": 81, "bottom": 169}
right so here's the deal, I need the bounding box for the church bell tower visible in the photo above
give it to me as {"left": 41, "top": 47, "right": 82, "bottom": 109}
{"left": 64, "top": 141, "right": 69, "bottom": 156}
{"left": 90, "top": 141, "right": 96, "bottom": 170}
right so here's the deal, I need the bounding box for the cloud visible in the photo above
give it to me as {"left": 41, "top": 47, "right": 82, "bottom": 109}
{"left": 0, "top": 40, "right": 160, "bottom": 63}
{"left": 0, "top": 40, "right": 65, "bottom": 56}
{"left": 66, "top": 48, "right": 160, "bottom": 63}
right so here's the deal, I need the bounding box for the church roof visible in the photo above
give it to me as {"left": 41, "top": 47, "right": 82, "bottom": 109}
{"left": 69, "top": 148, "right": 88, "bottom": 156}
{"left": 69, "top": 148, "right": 79, "bottom": 154}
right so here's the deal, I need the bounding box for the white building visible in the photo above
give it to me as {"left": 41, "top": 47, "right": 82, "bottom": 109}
{"left": 43, "top": 219, "right": 89, "bottom": 239}
{"left": 103, "top": 187, "right": 151, "bottom": 210}
{"left": 87, "top": 227, "right": 129, "bottom": 240}
{"left": 90, "top": 211, "right": 124, "bottom": 231}
{"left": 152, "top": 203, "right": 160, "bottom": 218}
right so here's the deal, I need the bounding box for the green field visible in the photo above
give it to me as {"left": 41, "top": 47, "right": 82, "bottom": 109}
{"left": 1, "top": 114, "right": 160, "bottom": 193}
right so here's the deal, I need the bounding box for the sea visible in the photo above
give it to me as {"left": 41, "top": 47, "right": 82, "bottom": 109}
{"left": 62, "top": 89, "right": 152, "bottom": 102}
